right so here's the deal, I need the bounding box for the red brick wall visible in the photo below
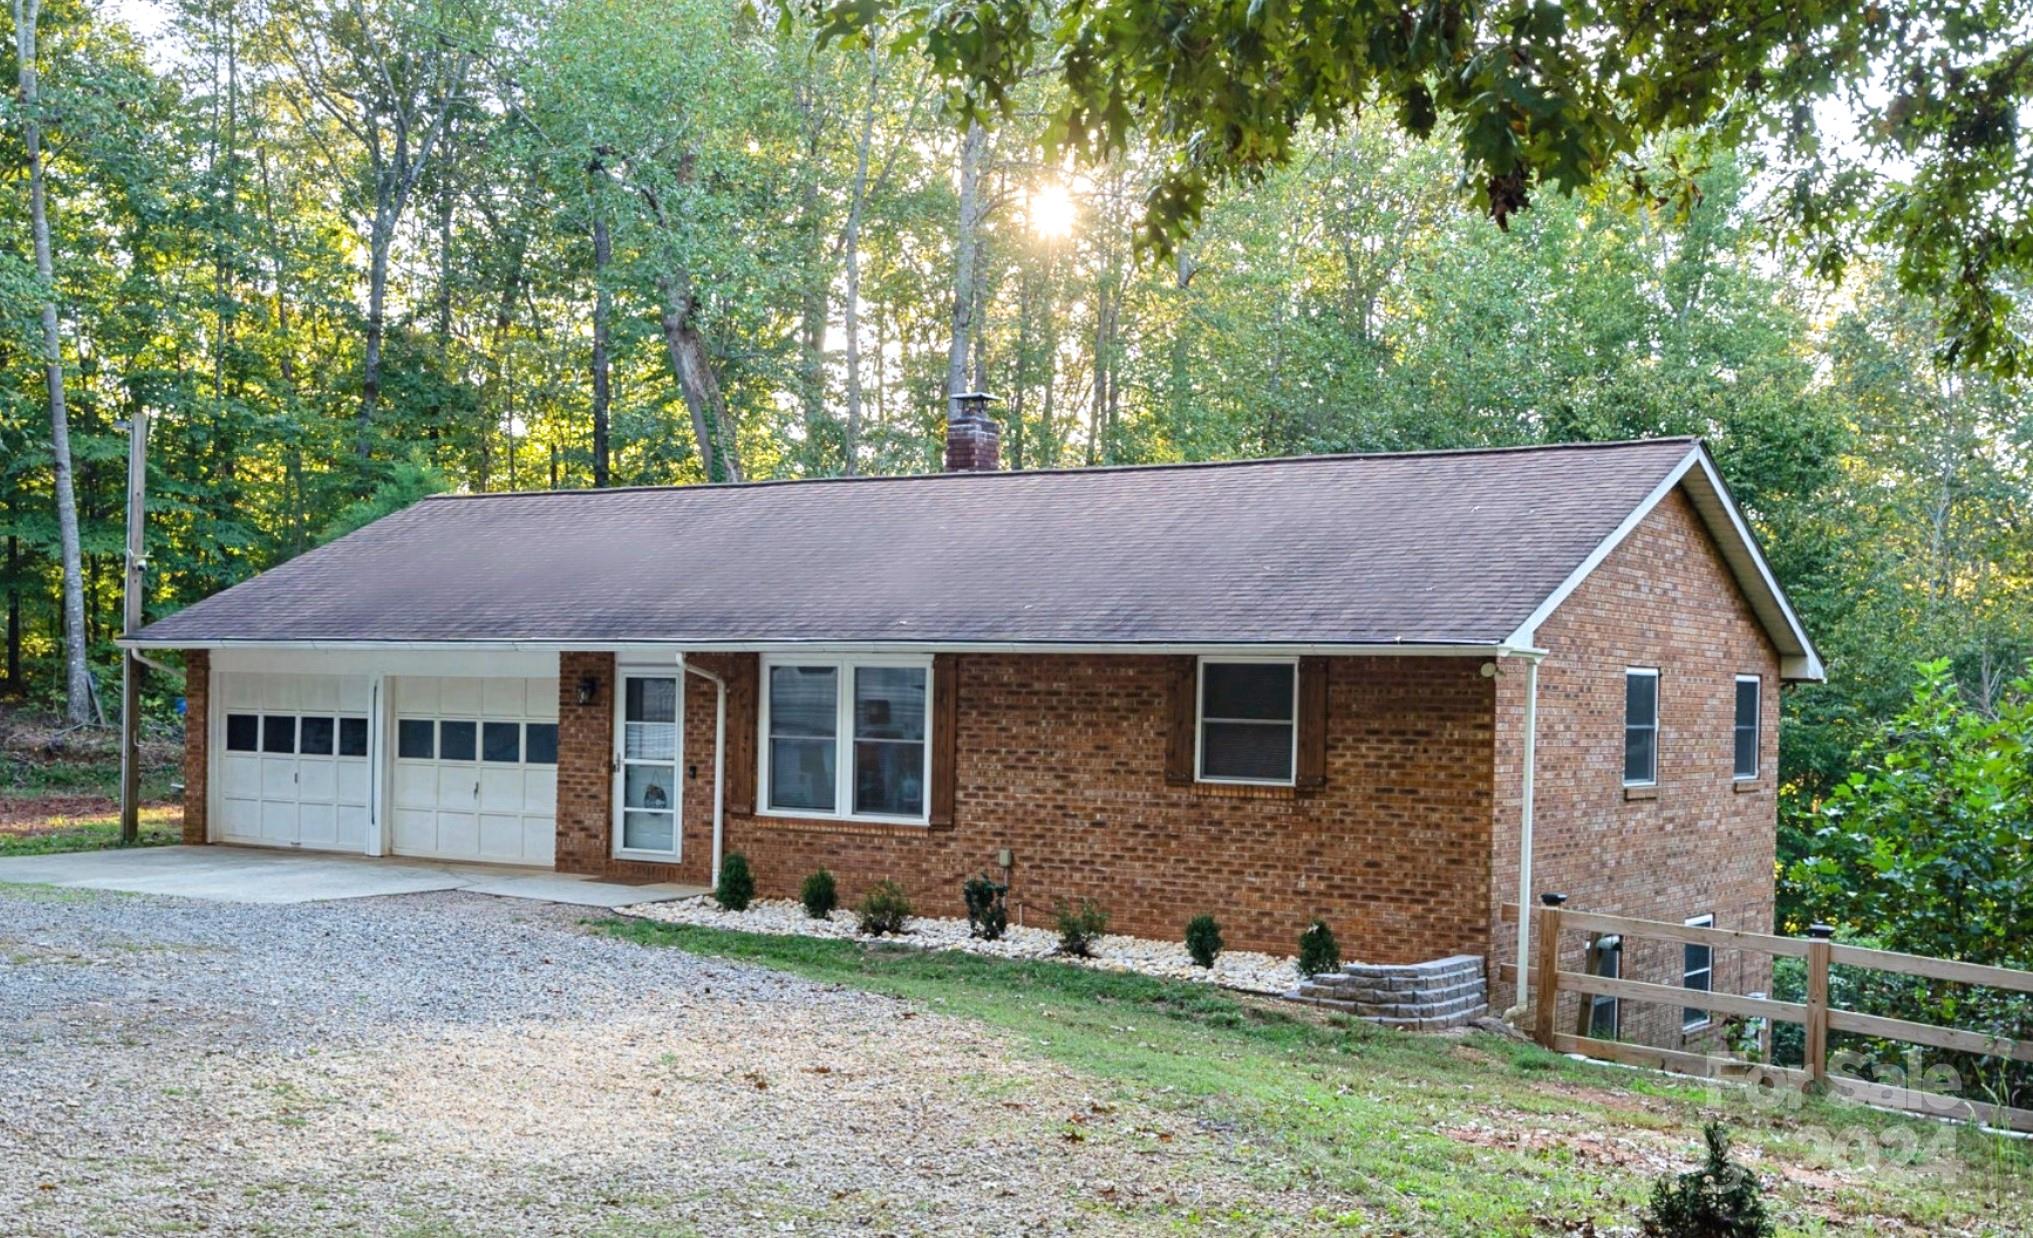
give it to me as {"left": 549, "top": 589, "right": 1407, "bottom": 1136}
{"left": 583, "top": 653, "right": 1498, "bottom": 958}
{"left": 1489, "top": 489, "right": 1780, "bottom": 1046}
{"left": 181, "top": 649, "right": 210, "bottom": 845}
{"left": 555, "top": 651, "right": 621, "bottom": 875}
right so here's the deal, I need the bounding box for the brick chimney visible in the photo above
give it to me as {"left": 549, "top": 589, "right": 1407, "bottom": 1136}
{"left": 945, "top": 392, "right": 1001, "bottom": 472}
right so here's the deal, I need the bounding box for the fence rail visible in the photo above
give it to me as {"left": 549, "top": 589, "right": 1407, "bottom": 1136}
{"left": 1497, "top": 901, "right": 2033, "bottom": 1133}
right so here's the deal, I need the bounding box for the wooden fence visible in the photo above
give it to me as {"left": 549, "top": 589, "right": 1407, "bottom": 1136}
{"left": 1498, "top": 901, "right": 2033, "bottom": 1133}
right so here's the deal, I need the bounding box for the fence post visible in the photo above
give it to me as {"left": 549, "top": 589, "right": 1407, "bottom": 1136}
{"left": 1533, "top": 893, "right": 1566, "bottom": 1049}
{"left": 1805, "top": 923, "right": 1834, "bottom": 1087}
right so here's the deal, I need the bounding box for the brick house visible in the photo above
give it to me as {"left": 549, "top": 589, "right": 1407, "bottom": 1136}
{"left": 126, "top": 421, "right": 1820, "bottom": 1047}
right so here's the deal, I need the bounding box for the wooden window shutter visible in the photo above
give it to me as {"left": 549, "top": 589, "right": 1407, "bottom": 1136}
{"left": 723, "top": 653, "right": 759, "bottom": 816}
{"left": 1164, "top": 656, "right": 1197, "bottom": 785}
{"left": 1296, "top": 656, "right": 1328, "bottom": 790}
{"left": 928, "top": 653, "right": 960, "bottom": 826}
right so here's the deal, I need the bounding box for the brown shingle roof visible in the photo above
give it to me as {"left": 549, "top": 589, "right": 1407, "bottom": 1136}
{"left": 132, "top": 438, "right": 1708, "bottom": 648}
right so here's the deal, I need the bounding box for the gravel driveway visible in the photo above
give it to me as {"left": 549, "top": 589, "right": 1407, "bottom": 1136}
{"left": 0, "top": 883, "right": 1318, "bottom": 1235}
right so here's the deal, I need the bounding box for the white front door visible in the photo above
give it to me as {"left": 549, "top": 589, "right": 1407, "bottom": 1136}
{"left": 215, "top": 672, "right": 373, "bottom": 852}
{"left": 613, "top": 671, "right": 682, "bottom": 861}
{"left": 390, "top": 676, "right": 559, "bottom": 866}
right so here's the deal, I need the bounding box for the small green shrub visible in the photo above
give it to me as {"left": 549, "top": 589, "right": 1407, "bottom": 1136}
{"left": 714, "top": 852, "right": 755, "bottom": 912}
{"left": 1641, "top": 1122, "right": 1773, "bottom": 1237}
{"left": 800, "top": 868, "right": 838, "bottom": 919}
{"left": 1297, "top": 919, "right": 1340, "bottom": 977}
{"left": 1055, "top": 899, "right": 1109, "bottom": 957}
{"left": 1184, "top": 915, "right": 1224, "bottom": 967}
{"left": 962, "top": 872, "right": 1009, "bottom": 941}
{"left": 857, "top": 880, "right": 912, "bottom": 936}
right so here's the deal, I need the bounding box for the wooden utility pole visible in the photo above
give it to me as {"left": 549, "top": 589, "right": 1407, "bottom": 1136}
{"left": 118, "top": 413, "right": 149, "bottom": 844}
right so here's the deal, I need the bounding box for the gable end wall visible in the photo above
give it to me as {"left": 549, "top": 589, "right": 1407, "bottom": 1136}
{"left": 1490, "top": 487, "right": 1781, "bottom": 1047}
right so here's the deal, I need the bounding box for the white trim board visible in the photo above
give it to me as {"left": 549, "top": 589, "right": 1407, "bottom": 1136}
{"left": 1502, "top": 444, "right": 1824, "bottom": 682}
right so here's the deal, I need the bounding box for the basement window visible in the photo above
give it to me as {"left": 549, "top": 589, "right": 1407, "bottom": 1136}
{"left": 1623, "top": 668, "right": 1659, "bottom": 786}
{"left": 761, "top": 656, "right": 930, "bottom": 824}
{"left": 1683, "top": 915, "right": 1715, "bottom": 1032}
{"left": 1196, "top": 658, "right": 1298, "bottom": 785}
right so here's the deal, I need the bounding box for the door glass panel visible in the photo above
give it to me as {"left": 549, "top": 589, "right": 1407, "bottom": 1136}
{"left": 624, "top": 763, "right": 676, "bottom": 811}
{"left": 618, "top": 676, "right": 679, "bottom": 854}
{"left": 262, "top": 715, "right": 295, "bottom": 754}
{"left": 338, "top": 717, "right": 369, "bottom": 757}
{"left": 439, "top": 720, "right": 477, "bottom": 762}
{"left": 622, "top": 811, "right": 674, "bottom": 852}
{"left": 482, "top": 721, "right": 520, "bottom": 763}
{"left": 624, "top": 676, "right": 678, "bottom": 761}
{"left": 225, "top": 714, "right": 259, "bottom": 751}
{"left": 299, "top": 716, "right": 335, "bottom": 756}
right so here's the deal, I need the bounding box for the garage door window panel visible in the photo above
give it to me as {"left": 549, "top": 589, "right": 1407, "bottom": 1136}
{"left": 525, "top": 723, "right": 558, "bottom": 764}
{"left": 339, "top": 717, "right": 369, "bottom": 757}
{"left": 299, "top": 717, "right": 335, "bottom": 756}
{"left": 483, "top": 721, "right": 521, "bottom": 763}
{"left": 262, "top": 716, "right": 295, "bottom": 754}
{"left": 226, "top": 714, "right": 259, "bottom": 752}
{"left": 440, "top": 720, "right": 477, "bottom": 762}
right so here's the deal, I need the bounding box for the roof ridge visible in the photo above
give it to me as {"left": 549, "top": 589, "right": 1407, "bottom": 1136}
{"left": 422, "top": 436, "right": 1702, "bottom": 502}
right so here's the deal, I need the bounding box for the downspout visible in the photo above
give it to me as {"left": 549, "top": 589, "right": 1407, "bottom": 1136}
{"left": 1504, "top": 655, "right": 1541, "bottom": 1022}
{"left": 675, "top": 654, "right": 728, "bottom": 887}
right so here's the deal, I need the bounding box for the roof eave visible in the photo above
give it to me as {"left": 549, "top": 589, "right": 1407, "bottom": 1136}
{"left": 118, "top": 636, "right": 1545, "bottom": 658}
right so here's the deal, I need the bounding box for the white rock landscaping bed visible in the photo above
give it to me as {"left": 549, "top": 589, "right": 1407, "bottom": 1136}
{"left": 619, "top": 896, "right": 1305, "bottom": 995}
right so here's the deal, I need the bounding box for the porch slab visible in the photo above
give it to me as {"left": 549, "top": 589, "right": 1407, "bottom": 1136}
{"left": 0, "top": 846, "right": 707, "bottom": 908}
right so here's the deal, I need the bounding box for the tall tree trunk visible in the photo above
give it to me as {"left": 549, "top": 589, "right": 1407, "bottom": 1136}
{"left": 840, "top": 59, "right": 878, "bottom": 475}
{"left": 360, "top": 196, "right": 394, "bottom": 454}
{"left": 945, "top": 120, "right": 985, "bottom": 414}
{"left": 590, "top": 207, "right": 612, "bottom": 488}
{"left": 484, "top": 219, "right": 526, "bottom": 492}
{"left": 795, "top": 155, "right": 829, "bottom": 473}
{"left": 16, "top": 0, "right": 90, "bottom": 724}
{"left": 655, "top": 272, "right": 743, "bottom": 483}
{"left": 5, "top": 512, "right": 20, "bottom": 694}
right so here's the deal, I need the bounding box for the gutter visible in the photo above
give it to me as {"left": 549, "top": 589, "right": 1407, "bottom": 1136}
{"left": 1503, "top": 654, "right": 1542, "bottom": 1024}
{"left": 674, "top": 654, "right": 728, "bottom": 889}
{"left": 120, "top": 636, "right": 1543, "bottom": 659}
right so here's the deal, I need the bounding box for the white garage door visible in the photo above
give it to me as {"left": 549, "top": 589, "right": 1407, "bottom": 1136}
{"left": 391, "top": 676, "right": 559, "bottom": 866}
{"left": 215, "top": 673, "right": 374, "bottom": 852}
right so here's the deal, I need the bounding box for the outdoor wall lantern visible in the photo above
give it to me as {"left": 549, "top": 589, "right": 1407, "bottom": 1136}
{"left": 577, "top": 676, "right": 600, "bottom": 706}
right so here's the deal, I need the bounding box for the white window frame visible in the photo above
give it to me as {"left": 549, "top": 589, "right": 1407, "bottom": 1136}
{"left": 1623, "top": 667, "right": 1660, "bottom": 787}
{"left": 1194, "top": 656, "right": 1300, "bottom": 787}
{"left": 613, "top": 667, "right": 685, "bottom": 862}
{"left": 758, "top": 654, "right": 934, "bottom": 826}
{"left": 1733, "top": 674, "right": 1761, "bottom": 781}
{"left": 1682, "top": 914, "right": 1715, "bottom": 1032}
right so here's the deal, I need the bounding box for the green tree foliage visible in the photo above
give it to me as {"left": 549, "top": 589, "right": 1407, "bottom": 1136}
{"left": 819, "top": 0, "right": 2033, "bottom": 375}
{"left": 1781, "top": 661, "right": 2032, "bottom": 1105}
{"left": 1786, "top": 662, "right": 2030, "bottom": 968}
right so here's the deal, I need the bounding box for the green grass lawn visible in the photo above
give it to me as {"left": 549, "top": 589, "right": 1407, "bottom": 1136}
{"left": 0, "top": 811, "right": 181, "bottom": 857}
{"left": 597, "top": 918, "right": 2033, "bottom": 1235}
